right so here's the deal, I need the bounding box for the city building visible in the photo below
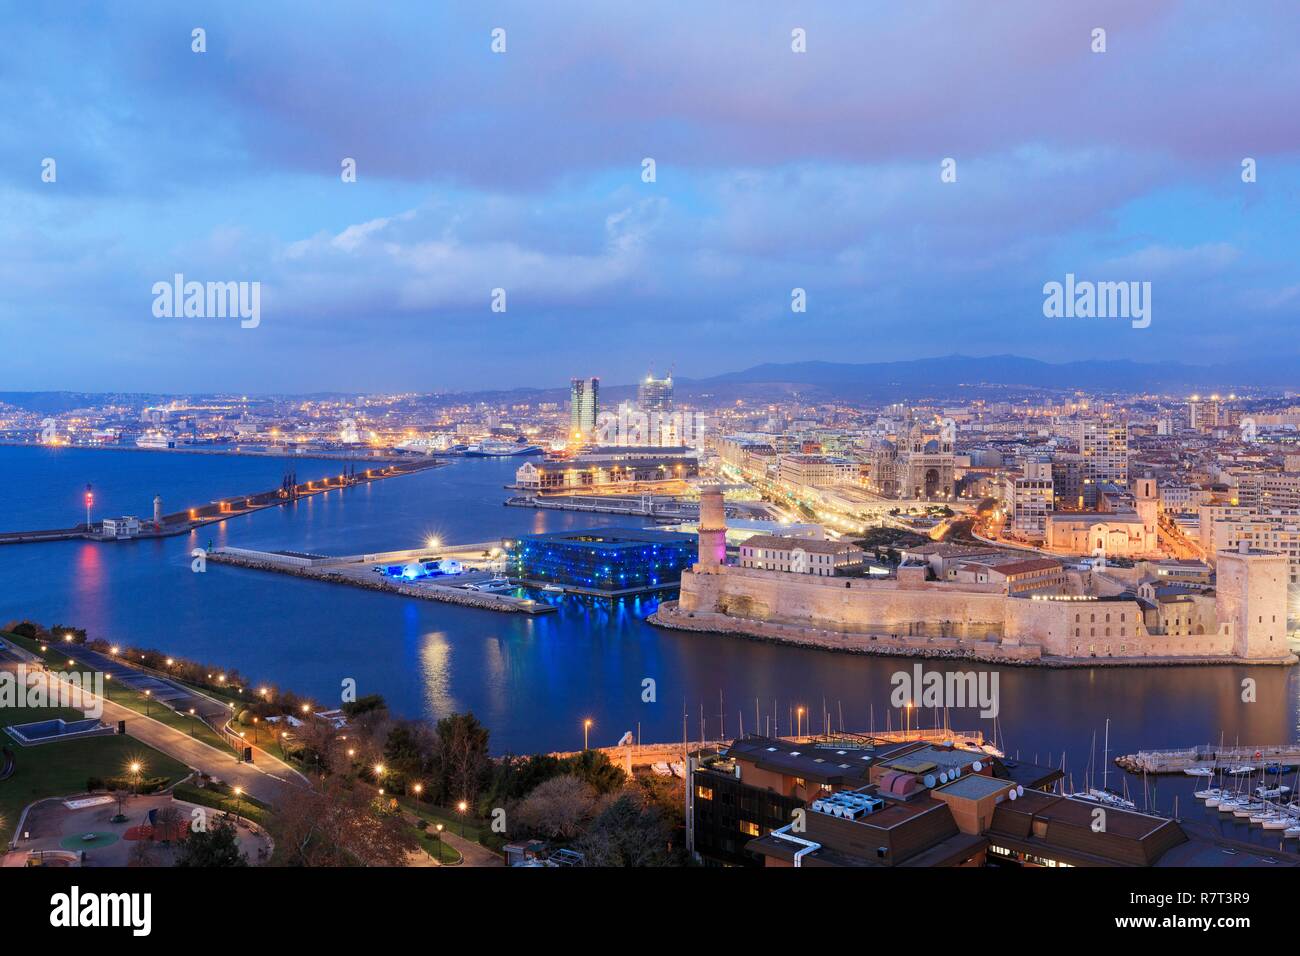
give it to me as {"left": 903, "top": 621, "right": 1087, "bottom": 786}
{"left": 101, "top": 516, "right": 141, "bottom": 538}
{"left": 513, "top": 454, "right": 697, "bottom": 493}
{"left": 738, "top": 534, "right": 865, "bottom": 576}
{"left": 637, "top": 372, "right": 674, "bottom": 413}
{"left": 569, "top": 377, "right": 599, "bottom": 440}
{"left": 506, "top": 527, "right": 697, "bottom": 594}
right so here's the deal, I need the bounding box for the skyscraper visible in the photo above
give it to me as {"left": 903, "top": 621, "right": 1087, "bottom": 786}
{"left": 570, "top": 377, "right": 599, "bottom": 439}
{"left": 637, "top": 372, "right": 674, "bottom": 413}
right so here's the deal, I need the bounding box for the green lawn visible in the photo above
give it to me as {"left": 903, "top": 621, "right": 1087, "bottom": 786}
{"left": 415, "top": 827, "right": 463, "bottom": 864}
{"left": 0, "top": 705, "right": 191, "bottom": 843}
{"left": 400, "top": 798, "right": 485, "bottom": 844}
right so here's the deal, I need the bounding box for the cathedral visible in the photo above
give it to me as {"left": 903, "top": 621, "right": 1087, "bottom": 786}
{"left": 869, "top": 422, "right": 956, "bottom": 500}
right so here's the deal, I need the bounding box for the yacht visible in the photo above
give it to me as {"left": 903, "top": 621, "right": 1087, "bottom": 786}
{"left": 1071, "top": 788, "right": 1137, "bottom": 811}
{"left": 1255, "top": 783, "right": 1291, "bottom": 799}
{"left": 1184, "top": 766, "right": 1214, "bottom": 777}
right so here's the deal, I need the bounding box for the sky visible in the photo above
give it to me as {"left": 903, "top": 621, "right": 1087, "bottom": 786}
{"left": 2, "top": 0, "right": 1299, "bottom": 393}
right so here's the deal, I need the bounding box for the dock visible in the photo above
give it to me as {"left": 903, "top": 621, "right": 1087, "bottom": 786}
{"left": 1116, "top": 744, "right": 1300, "bottom": 775}
{"left": 208, "top": 542, "right": 557, "bottom": 615}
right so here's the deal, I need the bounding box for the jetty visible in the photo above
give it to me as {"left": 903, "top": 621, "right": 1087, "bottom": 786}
{"left": 208, "top": 541, "right": 557, "bottom": 615}
{"left": 0, "top": 458, "right": 443, "bottom": 547}
{"left": 1116, "top": 744, "right": 1300, "bottom": 775}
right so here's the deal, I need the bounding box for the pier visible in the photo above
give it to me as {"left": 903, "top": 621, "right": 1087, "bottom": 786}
{"left": 1116, "top": 744, "right": 1300, "bottom": 775}
{"left": 208, "top": 542, "right": 557, "bottom": 615}
{"left": 0, "top": 458, "right": 443, "bottom": 547}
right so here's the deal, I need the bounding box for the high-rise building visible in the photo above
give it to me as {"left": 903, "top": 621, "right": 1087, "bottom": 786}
{"left": 1073, "top": 419, "right": 1127, "bottom": 507}
{"left": 569, "top": 377, "right": 599, "bottom": 439}
{"left": 637, "top": 372, "right": 674, "bottom": 413}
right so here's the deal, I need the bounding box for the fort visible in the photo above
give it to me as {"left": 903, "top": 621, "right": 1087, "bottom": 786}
{"left": 651, "top": 487, "right": 1296, "bottom": 667}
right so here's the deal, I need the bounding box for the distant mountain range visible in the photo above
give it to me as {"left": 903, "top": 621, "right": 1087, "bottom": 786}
{"left": 666, "top": 355, "right": 1294, "bottom": 402}
{"left": 2, "top": 355, "right": 1296, "bottom": 410}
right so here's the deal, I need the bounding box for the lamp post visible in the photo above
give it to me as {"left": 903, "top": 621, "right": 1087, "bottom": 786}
{"left": 104, "top": 673, "right": 111, "bottom": 701}
{"left": 144, "top": 689, "right": 152, "bottom": 716}
{"left": 583, "top": 718, "right": 592, "bottom": 751}
{"left": 457, "top": 799, "right": 468, "bottom": 838}
{"left": 435, "top": 823, "right": 444, "bottom": 861}
{"left": 129, "top": 760, "right": 142, "bottom": 796}
{"left": 232, "top": 786, "right": 243, "bottom": 823}
{"left": 188, "top": 708, "right": 196, "bottom": 737}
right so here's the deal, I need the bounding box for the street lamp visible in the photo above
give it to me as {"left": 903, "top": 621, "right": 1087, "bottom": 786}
{"left": 457, "top": 800, "right": 468, "bottom": 838}
{"left": 144, "top": 689, "right": 152, "bottom": 716}
{"left": 129, "top": 760, "right": 143, "bottom": 796}
{"left": 434, "top": 823, "right": 444, "bottom": 860}
{"left": 232, "top": 786, "right": 244, "bottom": 823}
{"left": 413, "top": 782, "right": 423, "bottom": 801}
{"left": 796, "top": 706, "right": 805, "bottom": 739}
{"left": 104, "top": 673, "right": 111, "bottom": 701}
{"left": 583, "top": 718, "right": 593, "bottom": 751}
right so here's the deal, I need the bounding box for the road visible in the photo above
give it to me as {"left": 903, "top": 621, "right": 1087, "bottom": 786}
{"left": 3, "top": 660, "right": 304, "bottom": 806}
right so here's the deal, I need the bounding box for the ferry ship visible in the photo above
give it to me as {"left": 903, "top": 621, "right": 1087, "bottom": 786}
{"left": 135, "top": 430, "right": 176, "bottom": 449}
{"left": 463, "top": 440, "right": 543, "bottom": 458}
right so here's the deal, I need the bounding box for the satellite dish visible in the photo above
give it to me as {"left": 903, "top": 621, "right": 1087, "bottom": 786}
{"left": 972, "top": 760, "right": 983, "bottom": 773}
{"left": 952, "top": 766, "right": 961, "bottom": 778}
{"left": 939, "top": 772, "right": 949, "bottom": 784}
{"left": 1008, "top": 788, "right": 1018, "bottom": 801}
{"left": 923, "top": 774, "right": 936, "bottom": 788}
{"left": 1017, "top": 785, "right": 1025, "bottom": 796}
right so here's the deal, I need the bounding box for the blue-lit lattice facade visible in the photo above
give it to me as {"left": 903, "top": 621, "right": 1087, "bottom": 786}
{"left": 506, "top": 527, "right": 698, "bottom": 594}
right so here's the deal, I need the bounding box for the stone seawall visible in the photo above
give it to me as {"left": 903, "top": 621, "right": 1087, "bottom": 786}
{"left": 208, "top": 552, "right": 552, "bottom": 615}
{"left": 649, "top": 601, "right": 1296, "bottom": 668}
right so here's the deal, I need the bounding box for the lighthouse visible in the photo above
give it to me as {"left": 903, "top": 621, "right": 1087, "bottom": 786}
{"left": 696, "top": 484, "right": 727, "bottom": 566}
{"left": 153, "top": 495, "right": 163, "bottom": 527}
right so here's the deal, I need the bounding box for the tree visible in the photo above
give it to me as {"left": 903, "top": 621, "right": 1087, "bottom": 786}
{"left": 565, "top": 749, "right": 626, "bottom": 795}
{"left": 431, "top": 712, "right": 490, "bottom": 806}
{"left": 577, "top": 793, "right": 671, "bottom": 867}
{"left": 342, "top": 694, "right": 387, "bottom": 718}
{"left": 175, "top": 817, "right": 248, "bottom": 867}
{"left": 272, "top": 778, "right": 417, "bottom": 866}
{"left": 514, "top": 776, "right": 598, "bottom": 840}
{"left": 128, "top": 839, "right": 158, "bottom": 867}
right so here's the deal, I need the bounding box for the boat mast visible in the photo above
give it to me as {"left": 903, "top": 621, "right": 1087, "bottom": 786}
{"left": 1103, "top": 718, "right": 1111, "bottom": 792}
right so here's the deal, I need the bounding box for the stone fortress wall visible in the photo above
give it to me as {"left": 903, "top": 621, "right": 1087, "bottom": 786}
{"left": 663, "top": 549, "right": 1294, "bottom": 666}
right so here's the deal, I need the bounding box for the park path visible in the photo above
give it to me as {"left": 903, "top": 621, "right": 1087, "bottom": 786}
{"left": 2, "top": 660, "right": 303, "bottom": 806}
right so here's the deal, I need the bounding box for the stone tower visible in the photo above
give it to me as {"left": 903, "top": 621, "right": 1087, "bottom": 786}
{"left": 1216, "top": 544, "right": 1291, "bottom": 661}
{"left": 696, "top": 485, "right": 727, "bottom": 567}
{"left": 153, "top": 494, "right": 163, "bottom": 526}
{"left": 1133, "top": 476, "right": 1158, "bottom": 538}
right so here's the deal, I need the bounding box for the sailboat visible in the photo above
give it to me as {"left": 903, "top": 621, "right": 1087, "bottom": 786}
{"left": 1070, "top": 718, "right": 1137, "bottom": 810}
